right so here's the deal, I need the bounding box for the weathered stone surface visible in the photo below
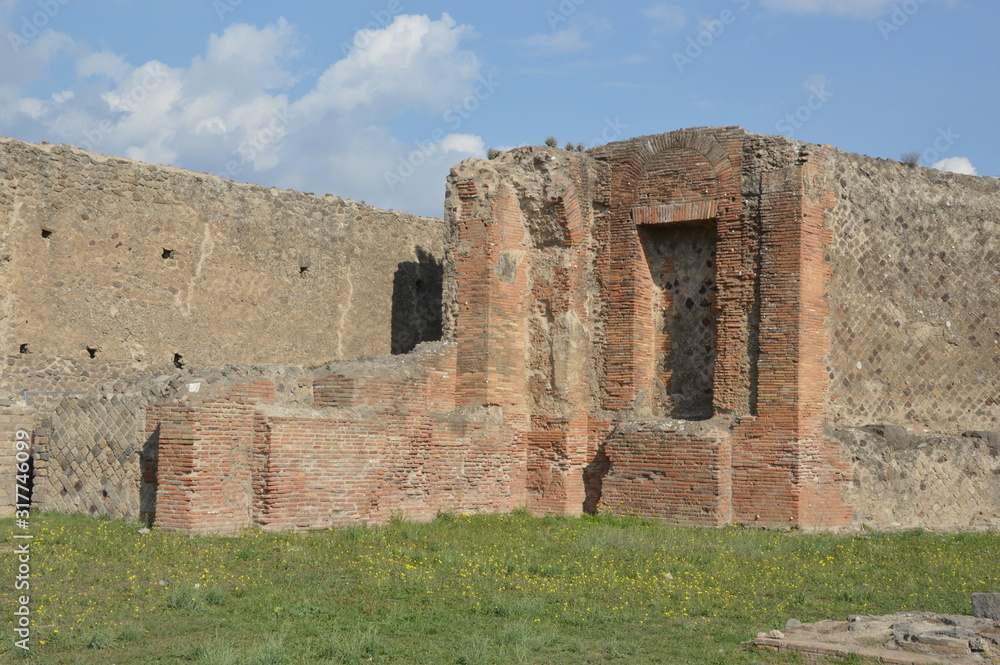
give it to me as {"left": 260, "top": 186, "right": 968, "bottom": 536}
{"left": 756, "top": 612, "right": 1000, "bottom": 665}
{"left": 835, "top": 425, "right": 1000, "bottom": 531}
{"left": 5, "top": 127, "right": 999, "bottom": 533}
{"left": 0, "top": 136, "right": 445, "bottom": 409}
{"left": 972, "top": 593, "right": 1000, "bottom": 620}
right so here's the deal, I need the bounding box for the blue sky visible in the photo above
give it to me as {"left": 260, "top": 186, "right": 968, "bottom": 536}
{"left": 0, "top": 0, "right": 994, "bottom": 217}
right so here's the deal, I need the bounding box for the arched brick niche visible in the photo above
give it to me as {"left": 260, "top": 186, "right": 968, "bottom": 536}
{"left": 633, "top": 148, "right": 721, "bottom": 419}
{"left": 592, "top": 129, "right": 748, "bottom": 418}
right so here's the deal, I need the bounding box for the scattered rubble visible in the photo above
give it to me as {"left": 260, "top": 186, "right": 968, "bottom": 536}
{"left": 756, "top": 611, "right": 1000, "bottom": 664}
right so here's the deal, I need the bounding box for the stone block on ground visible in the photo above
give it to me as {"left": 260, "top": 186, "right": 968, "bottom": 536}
{"left": 972, "top": 593, "right": 1000, "bottom": 620}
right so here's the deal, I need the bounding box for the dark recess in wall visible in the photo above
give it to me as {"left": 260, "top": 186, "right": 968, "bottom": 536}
{"left": 390, "top": 247, "right": 443, "bottom": 355}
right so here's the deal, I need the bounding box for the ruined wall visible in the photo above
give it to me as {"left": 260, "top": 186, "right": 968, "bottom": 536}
{"left": 147, "top": 344, "right": 527, "bottom": 533}
{"left": 823, "top": 152, "right": 1000, "bottom": 433}
{"left": 30, "top": 365, "right": 314, "bottom": 521}
{"left": 445, "top": 148, "right": 607, "bottom": 518}
{"left": 835, "top": 425, "right": 1000, "bottom": 530}
{"left": 12, "top": 127, "right": 1000, "bottom": 533}
{"left": 0, "top": 137, "right": 445, "bottom": 411}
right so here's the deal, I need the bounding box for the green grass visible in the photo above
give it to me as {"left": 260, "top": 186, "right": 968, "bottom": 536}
{"left": 1, "top": 512, "right": 997, "bottom": 664}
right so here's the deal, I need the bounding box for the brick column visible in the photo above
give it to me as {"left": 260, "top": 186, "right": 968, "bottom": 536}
{"left": 731, "top": 156, "right": 851, "bottom": 528}
{"left": 155, "top": 401, "right": 256, "bottom": 534}
{"left": 453, "top": 180, "right": 529, "bottom": 410}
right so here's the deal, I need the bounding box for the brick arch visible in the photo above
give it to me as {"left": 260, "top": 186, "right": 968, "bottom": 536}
{"left": 623, "top": 130, "right": 736, "bottom": 201}
{"left": 636, "top": 147, "right": 720, "bottom": 205}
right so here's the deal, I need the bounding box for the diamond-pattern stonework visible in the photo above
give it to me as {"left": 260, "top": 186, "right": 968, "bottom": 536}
{"left": 836, "top": 426, "right": 1000, "bottom": 530}
{"left": 824, "top": 154, "right": 1000, "bottom": 432}
{"left": 34, "top": 396, "right": 146, "bottom": 519}
{"left": 639, "top": 222, "right": 717, "bottom": 419}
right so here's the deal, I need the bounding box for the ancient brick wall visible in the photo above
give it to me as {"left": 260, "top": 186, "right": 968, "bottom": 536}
{"left": 141, "top": 345, "right": 526, "bottom": 532}
{"left": 0, "top": 137, "right": 445, "bottom": 410}
{"left": 446, "top": 150, "right": 605, "bottom": 517}
{"left": 9, "top": 127, "right": 1000, "bottom": 534}
{"left": 29, "top": 366, "right": 313, "bottom": 522}
{"left": 822, "top": 152, "right": 1000, "bottom": 433}
{"left": 597, "top": 419, "right": 732, "bottom": 525}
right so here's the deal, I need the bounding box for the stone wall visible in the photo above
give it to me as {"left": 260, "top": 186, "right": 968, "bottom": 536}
{"left": 835, "top": 425, "right": 1000, "bottom": 530}
{"left": 822, "top": 152, "right": 1000, "bottom": 433}
{"left": 0, "top": 406, "right": 31, "bottom": 518}
{"left": 0, "top": 137, "right": 445, "bottom": 411}
{"left": 10, "top": 127, "right": 1000, "bottom": 533}
{"left": 29, "top": 365, "right": 314, "bottom": 522}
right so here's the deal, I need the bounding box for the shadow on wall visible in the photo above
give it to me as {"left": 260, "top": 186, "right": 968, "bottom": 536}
{"left": 140, "top": 427, "right": 158, "bottom": 526}
{"left": 391, "top": 247, "right": 444, "bottom": 355}
{"left": 583, "top": 445, "right": 611, "bottom": 514}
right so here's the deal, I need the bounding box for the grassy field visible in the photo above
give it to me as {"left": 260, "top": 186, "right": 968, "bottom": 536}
{"left": 1, "top": 511, "right": 998, "bottom": 664}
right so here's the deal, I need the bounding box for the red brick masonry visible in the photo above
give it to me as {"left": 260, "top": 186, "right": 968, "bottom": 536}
{"left": 154, "top": 128, "right": 863, "bottom": 533}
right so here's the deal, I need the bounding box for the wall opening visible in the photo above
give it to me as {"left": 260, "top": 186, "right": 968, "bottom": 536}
{"left": 391, "top": 247, "right": 443, "bottom": 355}
{"left": 162, "top": 249, "right": 175, "bottom": 259}
{"left": 86, "top": 346, "right": 99, "bottom": 359}
{"left": 40, "top": 228, "right": 54, "bottom": 239}
{"left": 172, "top": 353, "right": 185, "bottom": 369}
{"left": 638, "top": 222, "right": 717, "bottom": 420}
{"left": 19, "top": 343, "right": 29, "bottom": 354}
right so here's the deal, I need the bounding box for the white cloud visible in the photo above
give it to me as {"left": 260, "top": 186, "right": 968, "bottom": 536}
{"left": 642, "top": 4, "right": 687, "bottom": 32}
{"left": 0, "top": 14, "right": 487, "bottom": 217}
{"left": 296, "top": 13, "right": 480, "bottom": 117}
{"left": 932, "top": 156, "right": 978, "bottom": 176}
{"left": 77, "top": 50, "right": 132, "bottom": 82}
{"left": 518, "top": 27, "right": 590, "bottom": 54}
{"left": 441, "top": 133, "right": 485, "bottom": 154}
{"left": 761, "top": 0, "right": 898, "bottom": 18}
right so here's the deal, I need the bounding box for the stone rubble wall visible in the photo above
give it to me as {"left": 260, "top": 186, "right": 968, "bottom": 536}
{"left": 823, "top": 152, "right": 1000, "bottom": 433}
{"left": 0, "top": 136, "right": 445, "bottom": 417}
{"left": 835, "top": 425, "right": 1000, "bottom": 530}
{"left": 30, "top": 365, "right": 314, "bottom": 522}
